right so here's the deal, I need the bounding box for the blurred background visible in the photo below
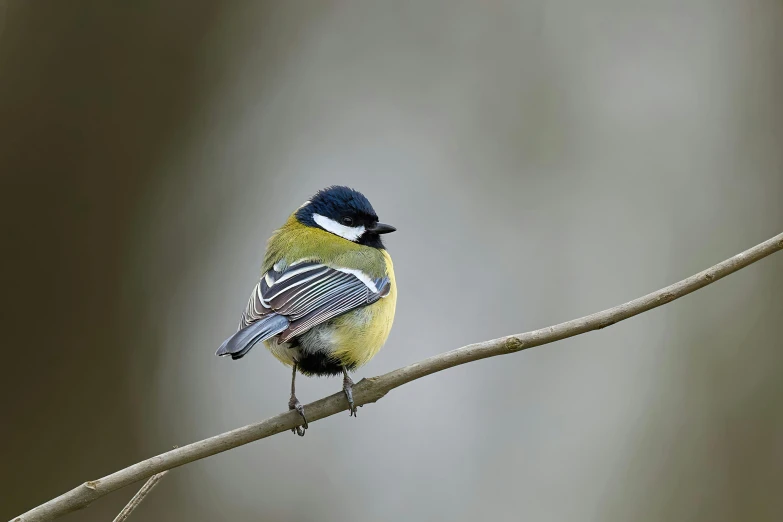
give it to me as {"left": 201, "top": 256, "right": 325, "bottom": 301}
{"left": 1, "top": 1, "right": 782, "bottom": 521}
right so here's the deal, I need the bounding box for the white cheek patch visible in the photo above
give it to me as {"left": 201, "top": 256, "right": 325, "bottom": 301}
{"left": 313, "top": 213, "right": 365, "bottom": 242}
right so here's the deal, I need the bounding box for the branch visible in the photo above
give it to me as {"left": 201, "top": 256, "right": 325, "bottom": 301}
{"left": 11, "top": 232, "right": 783, "bottom": 522}
{"left": 111, "top": 471, "right": 168, "bottom": 522}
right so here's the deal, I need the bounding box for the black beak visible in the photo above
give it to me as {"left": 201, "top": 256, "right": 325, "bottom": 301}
{"left": 367, "top": 222, "right": 396, "bottom": 234}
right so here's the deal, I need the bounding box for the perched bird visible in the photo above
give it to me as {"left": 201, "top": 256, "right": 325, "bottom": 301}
{"left": 216, "top": 186, "right": 397, "bottom": 435}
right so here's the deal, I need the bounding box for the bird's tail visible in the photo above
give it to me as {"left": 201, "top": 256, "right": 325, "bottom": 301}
{"left": 215, "top": 314, "right": 289, "bottom": 360}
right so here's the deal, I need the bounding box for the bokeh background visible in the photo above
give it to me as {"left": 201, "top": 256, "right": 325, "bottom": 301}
{"left": 2, "top": 1, "right": 782, "bottom": 521}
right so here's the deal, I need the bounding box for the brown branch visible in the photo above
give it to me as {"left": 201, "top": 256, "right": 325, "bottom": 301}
{"left": 11, "top": 232, "right": 783, "bottom": 522}
{"left": 111, "top": 471, "right": 168, "bottom": 522}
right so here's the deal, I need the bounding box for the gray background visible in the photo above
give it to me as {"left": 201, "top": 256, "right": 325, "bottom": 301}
{"left": 1, "top": 1, "right": 782, "bottom": 521}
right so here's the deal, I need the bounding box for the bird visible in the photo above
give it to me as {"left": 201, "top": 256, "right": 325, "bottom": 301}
{"left": 215, "top": 186, "right": 397, "bottom": 436}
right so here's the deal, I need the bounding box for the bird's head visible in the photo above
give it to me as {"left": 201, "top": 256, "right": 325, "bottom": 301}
{"left": 295, "top": 186, "right": 396, "bottom": 248}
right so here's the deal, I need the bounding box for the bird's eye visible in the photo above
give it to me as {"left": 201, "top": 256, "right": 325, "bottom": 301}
{"left": 342, "top": 217, "right": 354, "bottom": 226}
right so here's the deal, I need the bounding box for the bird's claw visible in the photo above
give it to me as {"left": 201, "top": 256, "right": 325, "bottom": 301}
{"left": 343, "top": 380, "right": 357, "bottom": 417}
{"left": 289, "top": 396, "right": 308, "bottom": 436}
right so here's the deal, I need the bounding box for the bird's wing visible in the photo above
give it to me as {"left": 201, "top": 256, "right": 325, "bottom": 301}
{"left": 241, "top": 260, "right": 391, "bottom": 342}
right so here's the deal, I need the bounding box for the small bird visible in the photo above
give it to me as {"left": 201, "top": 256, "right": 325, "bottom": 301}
{"left": 216, "top": 186, "right": 397, "bottom": 435}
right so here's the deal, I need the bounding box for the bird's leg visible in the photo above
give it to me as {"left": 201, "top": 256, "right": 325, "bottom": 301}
{"left": 342, "top": 367, "right": 357, "bottom": 417}
{"left": 288, "top": 363, "right": 307, "bottom": 436}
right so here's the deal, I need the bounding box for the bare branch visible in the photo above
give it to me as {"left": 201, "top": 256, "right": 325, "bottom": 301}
{"left": 111, "top": 471, "right": 168, "bottom": 522}
{"left": 11, "top": 232, "right": 783, "bottom": 522}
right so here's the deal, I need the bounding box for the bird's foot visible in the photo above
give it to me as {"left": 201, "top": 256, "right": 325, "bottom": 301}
{"left": 288, "top": 395, "right": 308, "bottom": 436}
{"left": 342, "top": 373, "right": 357, "bottom": 417}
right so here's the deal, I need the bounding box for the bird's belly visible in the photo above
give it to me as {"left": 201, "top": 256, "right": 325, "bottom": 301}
{"left": 261, "top": 321, "right": 344, "bottom": 371}
{"left": 329, "top": 297, "right": 395, "bottom": 368}
{"left": 268, "top": 296, "right": 394, "bottom": 376}
{"left": 298, "top": 308, "right": 380, "bottom": 375}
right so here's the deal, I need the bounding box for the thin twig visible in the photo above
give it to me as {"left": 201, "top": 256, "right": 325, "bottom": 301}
{"left": 111, "top": 471, "right": 168, "bottom": 522}
{"left": 11, "top": 232, "right": 783, "bottom": 522}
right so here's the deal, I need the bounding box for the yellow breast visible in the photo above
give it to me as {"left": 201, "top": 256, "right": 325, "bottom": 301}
{"left": 331, "top": 249, "right": 397, "bottom": 368}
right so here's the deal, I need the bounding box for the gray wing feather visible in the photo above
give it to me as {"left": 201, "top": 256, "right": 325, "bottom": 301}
{"left": 215, "top": 314, "right": 289, "bottom": 359}
{"left": 236, "top": 260, "right": 391, "bottom": 343}
{"left": 281, "top": 284, "right": 370, "bottom": 341}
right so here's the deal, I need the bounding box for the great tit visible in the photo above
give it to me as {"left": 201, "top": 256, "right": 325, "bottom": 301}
{"left": 216, "top": 186, "right": 397, "bottom": 436}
